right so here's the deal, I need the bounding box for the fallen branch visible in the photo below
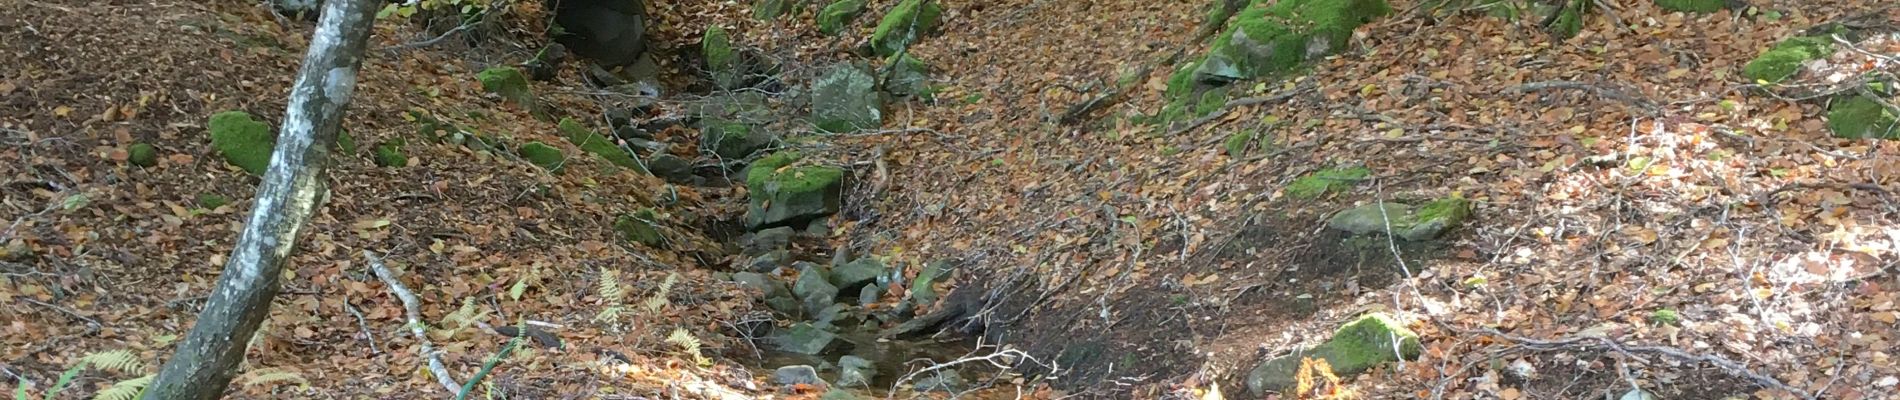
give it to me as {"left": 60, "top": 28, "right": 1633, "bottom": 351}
{"left": 1512, "top": 80, "right": 1660, "bottom": 115}
{"left": 1167, "top": 82, "right": 1314, "bottom": 135}
{"left": 365, "top": 250, "right": 463, "bottom": 395}
{"left": 341, "top": 297, "right": 380, "bottom": 354}
{"left": 886, "top": 340, "right": 1043, "bottom": 399}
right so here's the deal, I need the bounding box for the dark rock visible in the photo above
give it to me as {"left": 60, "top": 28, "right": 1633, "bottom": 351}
{"left": 773, "top": 364, "right": 826, "bottom": 387}
{"left": 614, "top": 125, "right": 652, "bottom": 140}
{"left": 748, "top": 249, "right": 792, "bottom": 272}
{"left": 829, "top": 258, "right": 886, "bottom": 293}
{"left": 744, "top": 227, "right": 796, "bottom": 256}
{"left": 552, "top": 0, "right": 649, "bottom": 67}
{"left": 772, "top": 322, "right": 839, "bottom": 355}
{"left": 646, "top": 153, "right": 696, "bottom": 183}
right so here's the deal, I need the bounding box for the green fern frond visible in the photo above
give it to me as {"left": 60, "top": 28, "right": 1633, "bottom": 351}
{"left": 240, "top": 368, "right": 310, "bottom": 390}
{"left": 89, "top": 374, "right": 152, "bottom": 400}
{"left": 642, "top": 273, "right": 679, "bottom": 314}
{"left": 597, "top": 269, "right": 624, "bottom": 304}
{"left": 665, "top": 327, "right": 710, "bottom": 366}
{"left": 81, "top": 350, "right": 143, "bottom": 374}
{"left": 593, "top": 305, "right": 623, "bottom": 325}
{"left": 444, "top": 296, "right": 488, "bottom": 330}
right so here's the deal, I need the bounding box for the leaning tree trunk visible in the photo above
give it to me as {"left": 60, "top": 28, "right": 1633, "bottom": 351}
{"left": 142, "top": 0, "right": 378, "bottom": 398}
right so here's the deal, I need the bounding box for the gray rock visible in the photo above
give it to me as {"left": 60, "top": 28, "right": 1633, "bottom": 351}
{"left": 793, "top": 264, "right": 840, "bottom": 315}
{"left": 858, "top": 284, "right": 882, "bottom": 307}
{"left": 745, "top": 227, "right": 796, "bottom": 256}
{"left": 884, "top": 54, "right": 930, "bottom": 98}
{"left": 698, "top": 118, "right": 776, "bottom": 160}
{"left": 829, "top": 258, "right": 887, "bottom": 293}
{"left": 733, "top": 272, "right": 785, "bottom": 297}
{"left": 1326, "top": 198, "right": 1470, "bottom": 241}
{"left": 810, "top": 62, "right": 885, "bottom": 133}
{"left": 911, "top": 369, "right": 965, "bottom": 392}
{"left": 773, "top": 365, "right": 826, "bottom": 387}
{"left": 837, "top": 355, "right": 876, "bottom": 388}
{"left": 772, "top": 322, "right": 839, "bottom": 355}
{"left": 748, "top": 250, "right": 792, "bottom": 272}
{"left": 646, "top": 153, "right": 694, "bottom": 183}
{"left": 1246, "top": 313, "right": 1421, "bottom": 394}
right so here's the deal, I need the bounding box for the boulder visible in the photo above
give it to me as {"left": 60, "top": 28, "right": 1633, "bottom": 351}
{"left": 837, "top": 355, "right": 876, "bottom": 388}
{"left": 478, "top": 67, "right": 534, "bottom": 106}
{"left": 1196, "top": 0, "right": 1390, "bottom": 81}
{"left": 551, "top": 0, "right": 648, "bottom": 67}
{"left": 772, "top": 322, "right": 840, "bottom": 355}
{"left": 793, "top": 263, "right": 840, "bottom": 315}
{"left": 1743, "top": 36, "right": 1831, "bottom": 84}
{"left": 818, "top": 0, "right": 869, "bottom": 35}
{"left": 745, "top": 152, "right": 846, "bottom": 228}
{"left": 773, "top": 365, "right": 826, "bottom": 387}
{"left": 1327, "top": 198, "right": 1470, "bottom": 241}
{"left": 1829, "top": 94, "right": 1899, "bottom": 139}
{"left": 208, "top": 111, "right": 274, "bottom": 176}
{"left": 518, "top": 141, "right": 566, "bottom": 173}
{"left": 127, "top": 143, "right": 158, "bottom": 167}
{"left": 1245, "top": 313, "right": 1421, "bottom": 394}
{"left": 810, "top": 63, "right": 886, "bottom": 133}
{"left": 699, "top": 118, "right": 776, "bottom": 160}
{"left": 883, "top": 54, "right": 931, "bottom": 98}
{"left": 646, "top": 153, "right": 695, "bottom": 182}
{"left": 829, "top": 258, "right": 887, "bottom": 293}
{"left": 613, "top": 210, "right": 665, "bottom": 247}
{"left": 869, "top": 0, "right": 943, "bottom": 56}
{"left": 702, "top": 26, "right": 742, "bottom": 89}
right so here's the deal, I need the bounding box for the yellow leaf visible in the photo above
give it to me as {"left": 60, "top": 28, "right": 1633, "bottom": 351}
{"left": 352, "top": 218, "right": 392, "bottom": 230}
{"left": 54, "top": 105, "right": 73, "bottom": 117}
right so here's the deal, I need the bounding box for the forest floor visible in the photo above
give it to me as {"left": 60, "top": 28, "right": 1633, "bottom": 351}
{"left": 3, "top": 0, "right": 1899, "bottom": 399}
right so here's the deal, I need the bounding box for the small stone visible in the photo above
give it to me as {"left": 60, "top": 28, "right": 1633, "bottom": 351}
{"left": 745, "top": 227, "right": 796, "bottom": 256}
{"left": 749, "top": 250, "right": 791, "bottom": 272}
{"left": 858, "top": 284, "right": 881, "bottom": 307}
{"left": 837, "top": 355, "right": 876, "bottom": 388}
{"left": 773, "top": 365, "right": 826, "bottom": 387}
{"left": 830, "top": 258, "right": 886, "bottom": 293}
{"left": 911, "top": 369, "right": 965, "bottom": 392}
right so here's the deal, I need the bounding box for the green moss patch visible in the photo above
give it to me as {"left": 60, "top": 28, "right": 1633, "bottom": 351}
{"left": 559, "top": 118, "right": 646, "bottom": 173}
{"left": 518, "top": 141, "right": 566, "bottom": 173}
{"left": 1328, "top": 197, "right": 1471, "bottom": 241}
{"left": 477, "top": 66, "right": 533, "bottom": 105}
{"left": 614, "top": 209, "right": 665, "bottom": 247}
{"left": 870, "top": 0, "right": 943, "bottom": 57}
{"left": 127, "top": 143, "right": 158, "bottom": 167}
{"left": 1654, "top": 0, "right": 1725, "bottom": 13}
{"left": 1828, "top": 95, "right": 1900, "bottom": 139}
{"left": 1224, "top": 131, "right": 1257, "bottom": 158}
{"left": 196, "top": 193, "right": 230, "bottom": 209}
{"left": 745, "top": 151, "right": 846, "bottom": 228}
{"left": 703, "top": 26, "right": 741, "bottom": 89}
{"left": 1200, "top": 0, "right": 1391, "bottom": 80}
{"left": 208, "top": 110, "right": 275, "bottom": 176}
{"left": 372, "top": 142, "right": 407, "bottom": 167}
{"left": 1245, "top": 313, "right": 1421, "bottom": 394}
{"left": 1285, "top": 166, "right": 1370, "bottom": 198}
{"left": 753, "top": 0, "right": 794, "bottom": 20}
{"left": 819, "top": 0, "right": 869, "bottom": 35}
{"left": 1742, "top": 36, "right": 1831, "bottom": 83}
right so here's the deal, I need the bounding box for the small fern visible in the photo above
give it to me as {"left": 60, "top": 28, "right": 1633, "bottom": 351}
{"left": 641, "top": 272, "right": 679, "bottom": 314}
{"left": 442, "top": 296, "right": 489, "bottom": 335}
{"left": 665, "top": 327, "right": 710, "bottom": 366}
{"left": 81, "top": 350, "right": 143, "bottom": 374}
{"left": 89, "top": 374, "right": 152, "bottom": 400}
{"left": 240, "top": 368, "right": 310, "bottom": 390}
{"left": 594, "top": 269, "right": 626, "bottom": 325}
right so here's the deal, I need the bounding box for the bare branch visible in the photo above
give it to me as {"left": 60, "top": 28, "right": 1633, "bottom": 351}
{"left": 366, "top": 250, "right": 464, "bottom": 395}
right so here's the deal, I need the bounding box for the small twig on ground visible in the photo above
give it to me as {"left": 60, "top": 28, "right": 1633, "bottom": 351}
{"left": 342, "top": 296, "right": 381, "bottom": 354}
{"left": 1452, "top": 323, "right": 1816, "bottom": 400}
{"left": 19, "top": 297, "right": 102, "bottom": 332}
{"left": 365, "top": 250, "right": 464, "bottom": 395}
{"left": 1168, "top": 82, "right": 1314, "bottom": 135}
{"left": 1512, "top": 80, "right": 1661, "bottom": 114}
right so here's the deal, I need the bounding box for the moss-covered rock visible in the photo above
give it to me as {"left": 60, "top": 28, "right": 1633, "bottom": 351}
{"left": 699, "top": 118, "right": 776, "bottom": 160}
{"left": 771, "top": 322, "right": 839, "bottom": 355}
{"left": 1224, "top": 131, "right": 1256, "bottom": 158}
{"left": 1285, "top": 166, "right": 1369, "bottom": 198}
{"left": 869, "top": 0, "right": 943, "bottom": 56}
{"left": 208, "top": 110, "right": 275, "bottom": 176}
{"left": 127, "top": 143, "right": 158, "bottom": 167}
{"left": 1198, "top": 0, "right": 1390, "bottom": 81}
{"left": 614, "top": 209, "right": 665, "bottom": 247}
{"left": 372, "top": 142, "right": 407, "bottom": 168}
{"left": 478, "top": 66, "right": 533, "bottom": 105}
{"left": 1829, "top": 95, "right": 1900, "bottom": 139}
{"left": 819, "top": 0, "right": 869, "bottom": 35}
{"left": 810, "top": 62, "right": 886, "bottom": 133}
{"left": 746, "top": 151, "right": 846, "bottom": 228}
{"left": 1654, "top": 0, "right": 1725, "bottom": 13}
{"left": 559, "top": 118, "right": 647, "bottom": 173}
{"left": 702, "top": 26, "right": 741, "bottom": 89}
{"left": 883, "top": 53, "right": 931, "bottom": 98}
{"left": 1547, "top": 0, "right": 1586, "bottom": 40}
{"left": 519, "top": 141, "right": 566, "bottom": 173}
{"left": 197, "top": 193, "right": 230, "bottom": 209}
{"left": 1742, "top": 36, "right": 1831, "bottom": 83}
{"left": 1245, "top": 313, "right": 1421, "bottom": 394}
{"left": 1327, "top": 197, "right": 1471, "bottom": 241}
{"left": 754, "top": 0, "right": 795, "bottom": 20}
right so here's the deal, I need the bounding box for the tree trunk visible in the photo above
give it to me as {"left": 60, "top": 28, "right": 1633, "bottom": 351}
{"left": 141, "top": 0, "right": 377, "bottom": 398}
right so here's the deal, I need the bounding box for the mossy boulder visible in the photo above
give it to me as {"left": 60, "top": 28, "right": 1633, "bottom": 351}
{"left": 819, "top": 0, "right": 869, "bottom": 35}
{"left": 1742, "top": 36, "right": 1831, "bottom": 84}
{"left": 1327, "top": 198, "right": 1470, "bottom": 241}
{"left": 1197, "top": 0, "right": 1391, "bottom": 81}
{"left": 702, "top": 26, "right": 741, "bottom": 89}
{"left": 1654, "top": 0, "right": 1726, "bottom": 13}
{"left": 478, "top": 66, "right": 533, "bottom": 105}
{"left": 372, "top": 142, "right": 407, "bottom": 167}
{"left": 559, "top": 118, "right": 647, "bottom": 173}
{"left": 1829, "top": 95, "right": 1899, "bottom": 139}
{"left": 883, "top": 53, "right": 931, "bottom": 98}
{"left": 1285, "top": 166, "right": 1369, "bottom": 198}
{"left": 614, "top": 209, "right": 665, "bottom": 247}
{"left": 810, "top": 62, "right": 886, "bottom": 133}
{"left": 753, "top": 0, "right": 795, "bottom": 20}
{"left": 746, "top": 152, "right": 846, "bottom": 228}
{"left": 127, "top": 143, "right": 158, "bottom": 167}
{"left": 518, "top": 141, "right": 566, "bottom": 173}
{"left": 208, "top": 110, "right": 275, "bottom": 176}
{"left": 698, "top": 118, "right": 776, "bottom": 160}
{"left": 869, "top": 0, "right": 943, "bottom": 56}
{"left": 1245, "top": 313, "right": 1421, "bottom": 394}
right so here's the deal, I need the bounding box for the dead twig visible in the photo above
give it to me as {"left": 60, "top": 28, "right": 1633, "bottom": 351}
{"left": 365, "top": 250, "right": 464, "bottom": 395}
{"left": 342, "top": 296, "right": 381, "bottom": 355}
{"left": 19, "top": 297, "right": 102, "bottom": 333}
{"left": 1512, "top": 80, "right": 1660, "bottom": 114}
{"left": 1455, "top": 324, "right": 1816, "bottom": 400}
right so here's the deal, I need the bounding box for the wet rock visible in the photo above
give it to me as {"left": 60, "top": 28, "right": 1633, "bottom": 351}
{"left": 745, "top": 152, "right": 845, "bottom": 228}
{"left": 837, "top": 355, "right": 876, "bottom": 388}
{"left": 698, "top": 118, "right": 776, "bottom": 160}
{"left": 911, "top": 369, "right": 966, "bottom": 392}
{"left": 772, "top": 322, "right": 839, "bottom": 355}
{"left": 1327, "top": 198, "right": 1470, "bottom": 241}
{"left": 773, "top": 364, "right": 826, "bottom": 387}
{"left": 829, "top": 258, "right": 887, "bottom": 294}
{"left": 1246, "top": 313, "right": 1421, "bottom": 394}
{"left": 810, "top": 63, "right": 885, "bottom": 133}
{"left": 793, "top": 264, "right": 840, "bottom": 315}
{"left": 744, "top": 227, "right": 796, "bottom": 256}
